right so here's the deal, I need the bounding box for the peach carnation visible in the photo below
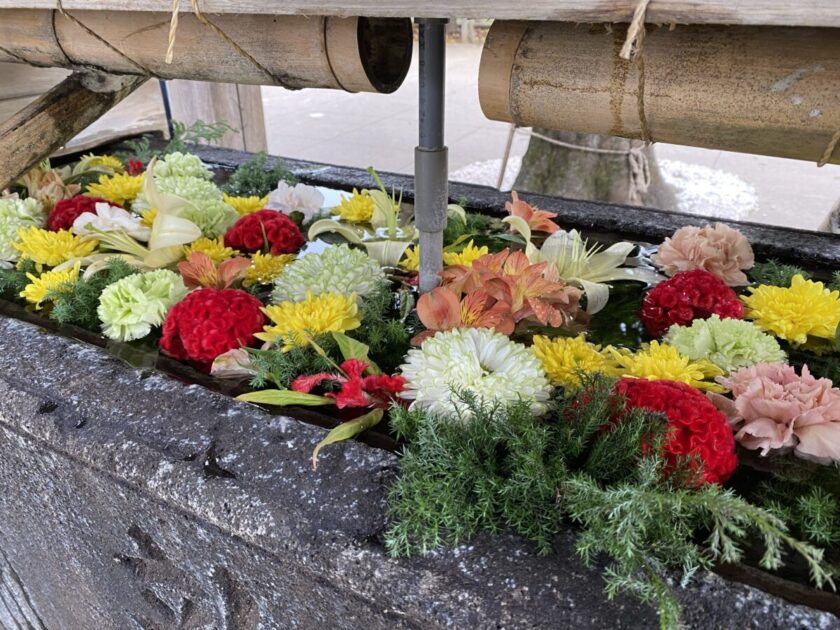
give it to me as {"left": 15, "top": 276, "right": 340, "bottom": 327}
{"left": 652, "top": 223, "right": 754, "bottom": 286}
{"left": 708, "top": 363, "right": 840, "bottom": 465}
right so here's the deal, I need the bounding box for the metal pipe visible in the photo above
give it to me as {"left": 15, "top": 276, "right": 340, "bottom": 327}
{"left": 415, "top": 18, "right": 449, "bottom": 294}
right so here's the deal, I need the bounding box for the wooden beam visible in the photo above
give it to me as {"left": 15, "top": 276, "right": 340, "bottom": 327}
{"left": 479, "top": 21, "right": 840, "bottom": 165}
{"left": 0, "top": 1, "right": 837, "bottom": 27}
{"left": 0, "top": 71, "right": 147, "bottom": 191}
{"left": 167, "top": 81, "right": 267, "bottom": 152}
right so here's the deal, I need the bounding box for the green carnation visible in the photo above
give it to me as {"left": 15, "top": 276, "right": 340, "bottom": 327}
{"left": 134, "top": 175, "right": 237, "bottom": 238}
{"left": 153, "top": 152, "right": 212, "bottom": 180}
{"left": 665, "top": 314, "right": 786, "bottom": 373}
{"left": 0, "top": 196, "right": 46, "bottom": 266}
{"left": 272, "top": 244, "right": 386, "bottom": 303}
{"left": 97, "top": 269, "right": 188, "bottom": 341}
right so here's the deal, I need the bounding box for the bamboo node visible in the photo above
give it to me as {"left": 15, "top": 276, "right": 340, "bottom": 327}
{"left": 818, "top": 130, "right": 840, "bottom": 167}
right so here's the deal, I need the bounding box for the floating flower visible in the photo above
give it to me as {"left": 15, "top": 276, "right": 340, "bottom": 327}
{"left": 97, "top": 269, "right": 188, "bottom": 341}
{"left": 266, "top": 181, "right": 324, "bottom": 223}
{"left": 641, "top": 269, "right": 743, "bottom": 338}
{"left": 243, "top": 252, "right": 295, "bottom": 288}
{"left": 400, "top": 327, "right": 552, "bottom": 420}
{"left": 652, "top": 223, "right": 754, "bottom": 286}
{"left": 399, "top": 245, "right": 420, "bottom": 272}
{"left": 14, "top": 227, "right": 97, "bottom": 270}
{"left": 292, "top": 358, "right": 406, "bottom": 409}
{"left": 271, "top": 244, "right": 385, "bottom": 303}
{"left": 178, "top": 199, "right": 238, "bottom": 240}
{"left": 223, "top": 193, "right": 268, "bottom": 216}
{"left": 615, "top": 378, "right": 738, "bottom": 485}
{"left": 126, "top": 159, "right": 144, "bottom": 176}
{"left": 18, "top": 163, "right": 80, "bottom": 210}
{"left": 532, "top": 334, "right": 616, "bottom": 390}
{"left": 413, "top": 286, "right": 514, "bottom": 344}
{"left": 71, "top": 202, "right": 150, "bottom": 241}
{"left": 86, "top": 173, "right": 143, "bottom": 206}
{"left": 19, "top": 262, "right": 80, "bottom": 309}
{"left": 503, "top": 191, "right": 558, "bottom": 235}
{"left": 742, "top": 275, "right": 840, "bottom": 345}
{"left": 224, "top": 209, "right": 304, "bottom": 255}
{"left": 665, "top": 315, "right": 786, "bottom": 373}
{"left": 47, "top": 196, "right": 115, "bottom": 231}
{"left": 0, "top": 196, "right": 46, "bottom": 266}
{"left": 152, "top": 152, "right": 212, "bottom": 180}
{"left": 256, "top": 292, "right": 361, "bottom": 350}
{"left": 609, "top": 341, "right": 726, "bottom": 392}
{"left": 78, "top": 154, "right": 124, "bottom": 174}
{"left": 442, "top": 240, "right": 489, "bottom": 267}
{"left": 140, "top": 208, "right": 157, "bottom": 228}
{"left": 160, "top": 288, "right": 265, "bottom": 366}
{"left": 177, "top": 251, "right": 250, "bottom": 289}
{"left": 184, "top": 236, "right": 239, "bottom": 264}
{"left": 334, "top": 188, "right": 374, "bottom": 223}
{"left": 710, "top": 364, "right": 840, "bottom": 465}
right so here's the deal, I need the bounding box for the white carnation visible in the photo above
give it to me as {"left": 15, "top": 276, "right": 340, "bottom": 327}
{"left": 266, "top": 181, "right": 324, "bottom": 223}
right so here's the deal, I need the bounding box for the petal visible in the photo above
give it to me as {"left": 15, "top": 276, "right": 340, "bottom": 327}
{"left": 417, "top": 287, "right": 461, "bottom": 330}
{"left": 794, "top": 422, "right": 840, "bottom": 464}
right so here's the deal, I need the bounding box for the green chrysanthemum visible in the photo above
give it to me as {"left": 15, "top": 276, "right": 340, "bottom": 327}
{"left": 664, "top": 314, "right": 786, "bottom": 373}
{"left": 271, "top": 244, "right": 386, "bottom": 303}
{"left": 178, "top": 198, "right": 239, "bottom": 239}
{"left": 152, "top": 152, "right": 212, "bottom": 180}
{"left": 0, "top": 197, "right": 46, "bottom": 266}
{"left": 97, "top": 269, "right": 188, "bottom": 341}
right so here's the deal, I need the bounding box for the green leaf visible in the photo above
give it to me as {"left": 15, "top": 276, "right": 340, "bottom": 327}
{"left": 236, "top": 389, "right": 333, "bottom": 406}
{"left": 331, "top": 332, "right": 382, "bottom": 374}
{"left": 311, "top": 409, "right": 384, "bottom": 469}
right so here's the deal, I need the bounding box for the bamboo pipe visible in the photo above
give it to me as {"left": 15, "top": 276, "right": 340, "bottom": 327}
{"left": 0, "top": 10, "right": 413, "bottom": 93}
{"left": 479, "top": 21, "right": 840, "bottom": 165}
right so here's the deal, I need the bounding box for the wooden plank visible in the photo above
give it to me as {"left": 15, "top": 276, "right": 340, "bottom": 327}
{"left": 0, "top": 1, "right": 837, "bottom": 27}
{"left": 167, "top": 80, "right": 267, "bottom": 152}
{"left": 0, "top": 71, "right": 147, "bottom": 190}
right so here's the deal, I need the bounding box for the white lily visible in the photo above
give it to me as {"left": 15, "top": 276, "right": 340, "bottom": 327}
{"left": 507, "top": 217, "right": 661, "bottom": 314}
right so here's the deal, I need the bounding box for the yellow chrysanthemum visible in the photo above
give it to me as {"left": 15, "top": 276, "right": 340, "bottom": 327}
{"left": 81, "top": 153, "right": 125, "bottom": 173}
{"left": 335, "top": 189, "right": 374, "bottom": 223}
{"left": 443, "top": 240, "right": 490, "bottom": 267}
{"left": 85, "top": 173, "right": 143, "bottom": 206}
{"left": 140, "top": 207, "right": 157, "bottom": 228}
{"left": 532, "top": 334, "right": 616, "bottom": 390}
{"left": 19, "top": 262, "right": 80, "bottom": 309}
{"left": 222, "top": 193, "right": 269, "bottom": 216}
{"left": 400, "top": 245, "right": 420, "bottom": 272}
{"left": 608, "top": 341, "right": 726, "bottom": 393}
{"left": 742, "top": 274, "right": 840, "bottom": 345}
{"left": 256, "top": 292, "right": 361, "bottom": 350}
{"left": 184, "top": 237, "right": 239, "bottom": 264}
{"left": 14, "top": 227, "right": 97, "bottom": 270}
{"left": 243, "top": 252, "right": 295, "bottom": 288}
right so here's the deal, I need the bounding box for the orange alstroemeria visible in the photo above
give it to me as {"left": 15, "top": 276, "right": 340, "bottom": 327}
{"left": 413, "top": 286, "right": 514, "bottom": 344}
{"left": 177, "top": 251, "right": 251, "bottom": 289}
{"left": 505, "top": 191, "right": 559, "bottom": 235}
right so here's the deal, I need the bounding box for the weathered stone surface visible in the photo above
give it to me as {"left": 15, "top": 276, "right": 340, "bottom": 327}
{"left": 0, "top": 315, "right": 837, "bottom": 629}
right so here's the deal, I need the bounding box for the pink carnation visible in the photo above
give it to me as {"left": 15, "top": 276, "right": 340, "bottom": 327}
{"left": 652, "top": 223, "right": 754, "bottom": 286}
{"left": 708, "top": 363, "right": 840, "bottom": 464}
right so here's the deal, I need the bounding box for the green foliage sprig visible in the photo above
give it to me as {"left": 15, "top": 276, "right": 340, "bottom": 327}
{"left": 222, "top": 152, "right": 296, "bottom": 198}
{"left": 352, "top": 286, "right": 411, "bottom": 374}
{"left": 247, "top": 337, "right": 337, "bottom": 391}
{"left": 47, "top": 259, "right": 137, "bottom": 329}
{"left": 0, "top": 259, "right": 36, "bottom": 296}
{"left": 386, "top": 376, "right": 833, "bottom": 629}
{"left": 749, "top": 259, "right": 810, "bottom": 287}
{"left": 121, "top": 120, "right": 235, "bottom": 165}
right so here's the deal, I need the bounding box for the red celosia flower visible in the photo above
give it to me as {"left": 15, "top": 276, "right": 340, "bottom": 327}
{"left": 126, "top": 159, "right": 145, "bottom": 176}
{"left": 615, "top": 378, "right": 738, "bottom": 485}
{"left": 160, "top": 288, "right": 265, "bottom": 367}
{"left": 223, "top": 209, "right": 304, "bottom": 255}
{"left": 640, "top": 269, "right": 743, "bottom": 337}
{"left": 292, "top": 358, "right": 406, "bottom": 409}
{"left": 46, "top": 196, "right": 117, "bottom": 231}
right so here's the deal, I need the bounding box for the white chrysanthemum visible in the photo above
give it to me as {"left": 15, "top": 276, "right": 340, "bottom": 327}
{"left": 400, "top": 328, "right": 553, "bottom": 420}
{"left": 0, "top": 196, "right": 46, "bottom": 266}
{"left": 271, "top": 244, "right": 385, "bottom": 303}
{"left": 152, "top": 152, "right": 212, "bottom": 180}
{"left": 72, "top": 202, "right": 150, "bottom": 241}
{"left": 266, "top": 181, "right": 325, "bottom": 223}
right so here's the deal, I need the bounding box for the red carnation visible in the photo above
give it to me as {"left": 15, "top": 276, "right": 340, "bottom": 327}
{"left": 641, "top": 269, "right": 743, "bottom": 337}
{"left": 615, "top": 378, "right": 737, "bottom": 485}
{"left": 223, "top": 209, "right": 304, "bottom": 255}
{"left": 46, "top": 196, "right": 118, "bottom": 231}
{"left": 292, "top": 358, "right": 406, "bottom": 409}
{"left": 160, "top": 288, "right": 266, "bottom": 368}
{"left": 126, "top": 159, "right": 145, "bottom": 176}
